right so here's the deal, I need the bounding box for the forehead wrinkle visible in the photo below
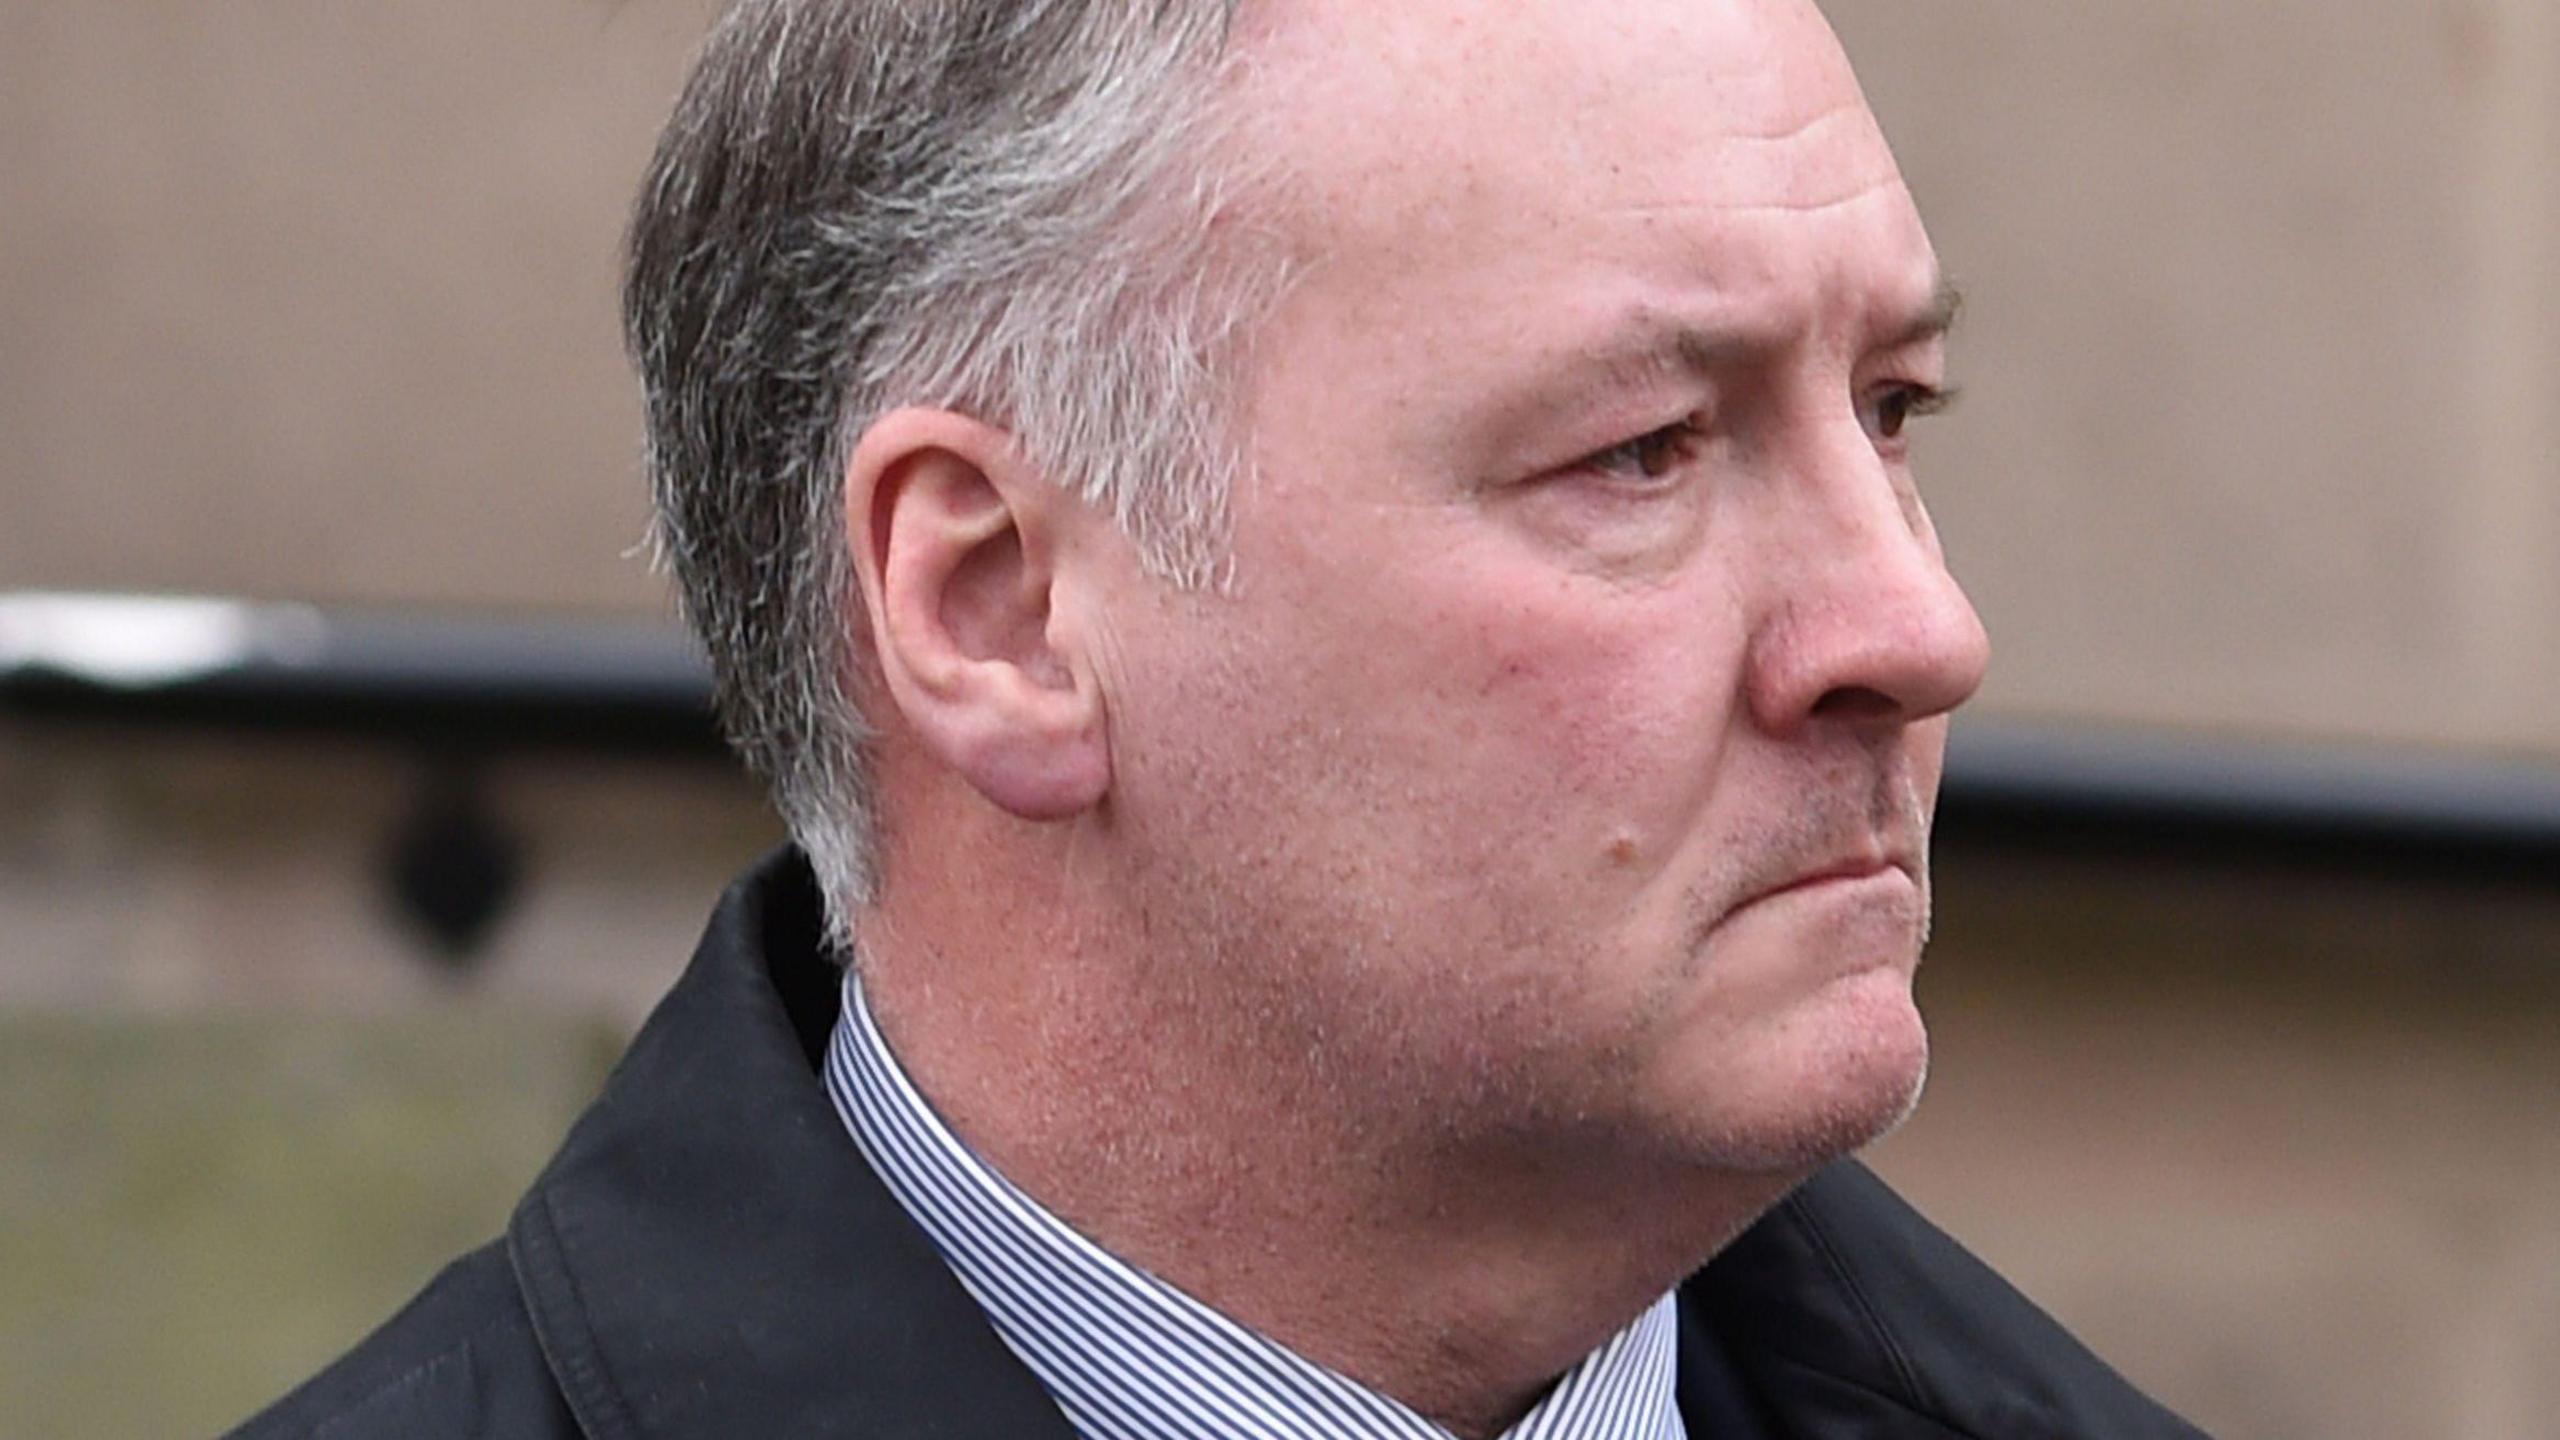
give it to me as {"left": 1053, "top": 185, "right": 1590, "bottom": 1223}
{"left": 1595, "top": 169, "right": 1907, "bottom": 224}
{"left": 1721, "top": 97, "right": 1868, "bottom": 148}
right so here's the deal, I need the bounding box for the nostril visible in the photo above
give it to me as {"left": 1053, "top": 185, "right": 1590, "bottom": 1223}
{"left": 1811, "top": 684, "right": 1899, "bottom": 721}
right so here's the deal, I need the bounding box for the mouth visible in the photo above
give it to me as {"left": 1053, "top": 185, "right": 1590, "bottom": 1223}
{"left": 1735, "top": 852, "right": 1918, "bottom": 913}
{"left": 1684, "top": 845, "right": 1930, "bottom": 985}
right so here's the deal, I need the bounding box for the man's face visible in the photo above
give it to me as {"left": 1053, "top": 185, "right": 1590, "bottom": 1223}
{"left": 1088, "top": 0, "right": 1989, "bottom": 1178}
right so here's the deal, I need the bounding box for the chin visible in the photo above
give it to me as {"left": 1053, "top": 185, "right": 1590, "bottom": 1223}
{"left": 1681, "top": 966, "right": 1932, "bottom": 1176}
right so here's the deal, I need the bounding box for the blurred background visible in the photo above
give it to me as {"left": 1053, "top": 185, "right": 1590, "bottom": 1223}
{"left": 3, "top": 1, "right": 2556, "bottom": 1435}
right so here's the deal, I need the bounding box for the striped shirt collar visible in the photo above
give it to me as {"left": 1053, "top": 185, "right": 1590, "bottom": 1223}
{"left": 824, "top": 967, "right": 1688, "bottom": 1440}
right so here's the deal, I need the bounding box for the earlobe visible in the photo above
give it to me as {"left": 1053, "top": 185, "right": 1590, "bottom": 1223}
{"left": 844, "top": 410, "right": 1112, "bottom": 823}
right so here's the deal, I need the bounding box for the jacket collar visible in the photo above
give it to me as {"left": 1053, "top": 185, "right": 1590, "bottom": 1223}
{"left": 1688, "top": 1164, "right": 2204, "bottom": 1438}
{"left": 506, "top": 851, "right": 1077, "bottom": 1440}
{"left": 508, "top": 850, "right": 2197, "bottom": 1440}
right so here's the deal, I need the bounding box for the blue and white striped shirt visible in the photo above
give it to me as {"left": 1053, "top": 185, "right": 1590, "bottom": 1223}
{"left": 825, "top": 968, "right": 1688, "bottom": 1440}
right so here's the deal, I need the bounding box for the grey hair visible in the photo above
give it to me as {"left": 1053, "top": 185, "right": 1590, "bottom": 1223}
{"left": 625, "top": 0, "right": 1280, "bottom": 948}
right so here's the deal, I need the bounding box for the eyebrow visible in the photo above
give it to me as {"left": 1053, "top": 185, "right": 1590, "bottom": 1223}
{"left": 1598, "top": 274, "right": 1964, "bottom": 391}
{"left": 1886, "top": 277, "right": 1964, "bottom": 350}
{"left": 1460, "top": 274, "right": 1964, "bottom": 475}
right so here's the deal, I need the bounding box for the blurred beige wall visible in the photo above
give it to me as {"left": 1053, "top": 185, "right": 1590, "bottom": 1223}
{"left": 0, "top": 0, "right": 716, "bottom": 613}
{"left": 1828, "top": 0, "right": 2560, "bottom": 756}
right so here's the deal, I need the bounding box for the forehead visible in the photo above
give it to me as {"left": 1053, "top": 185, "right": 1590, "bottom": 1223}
{"left": 1239, "top": 0, "right": 1879, "bottom": 200}
{"left": 1224, "top": 0, "right": 1930, "bottom": 340}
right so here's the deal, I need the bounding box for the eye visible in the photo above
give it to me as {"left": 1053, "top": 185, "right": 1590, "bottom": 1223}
{"left": 1863, "top": 382, "right": 1956, "bottom": 444}
{"left": 1572, "top": 417, "right": 1707, "bottom": 488}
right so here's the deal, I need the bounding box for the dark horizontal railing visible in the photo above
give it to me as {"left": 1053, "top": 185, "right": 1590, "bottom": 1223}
{"left": 8, "top": 591, "right": 2560, "bottom": 881}
{"left": 0, "top": 593, "right": 718, "bottom": 753}
{"left": 1936, "top": 717, "right": 2560, "bottom": 884}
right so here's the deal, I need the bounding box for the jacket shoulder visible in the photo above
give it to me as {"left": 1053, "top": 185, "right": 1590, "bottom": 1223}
{"left": 1691, "top": 1162, "right": 2210, "bottom": 1438}
{"left": 222, "top": 1240, "right": 578, "bottom": 1440}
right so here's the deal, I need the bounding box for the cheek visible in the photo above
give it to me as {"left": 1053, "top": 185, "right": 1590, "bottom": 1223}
{"left": 1447, "top": 579, "right": 1750, "bottom": 865}
{"left": 1123, "top": 511, "right": 1750, "bottom": 921}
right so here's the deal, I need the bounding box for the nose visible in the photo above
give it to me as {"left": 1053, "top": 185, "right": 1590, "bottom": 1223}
{"left": 1744, "top": 439, "right": 1991, "bottom": 736}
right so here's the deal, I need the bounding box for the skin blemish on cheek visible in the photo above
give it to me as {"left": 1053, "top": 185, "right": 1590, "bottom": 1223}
{"left": 1478, "top": 656, "right": 1531, "bottom": 696}
{"left": 1605, "top": 834, "right": 1639, "bottom": 867}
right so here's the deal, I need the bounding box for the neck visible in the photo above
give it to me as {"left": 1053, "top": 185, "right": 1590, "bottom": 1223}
{"left": 857, "top": 819, "right": 1798, "bottom": 1436}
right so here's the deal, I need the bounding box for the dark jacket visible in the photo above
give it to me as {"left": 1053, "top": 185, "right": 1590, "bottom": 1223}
{"left": 226, "top": 852, "right": 2207, "bottom": 1439}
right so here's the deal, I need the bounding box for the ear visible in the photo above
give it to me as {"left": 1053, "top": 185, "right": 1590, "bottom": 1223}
{"left": 845, "top": 409, "right": 1110, "bottom": 822}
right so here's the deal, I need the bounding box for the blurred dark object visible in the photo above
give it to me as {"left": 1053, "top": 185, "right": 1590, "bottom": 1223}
{"left": 7, "top": 590, "right": 2559, "bottom": 888}
{"left": 383, "top": 769, "right": 524, "bottom": 967}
